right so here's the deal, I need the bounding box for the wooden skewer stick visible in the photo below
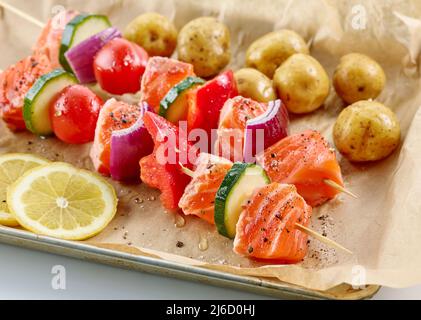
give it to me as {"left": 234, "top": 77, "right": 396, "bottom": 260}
{"left": 179, "top": 162, "right": 195, "bottom": 178}
{"left": 179, "top": 162, "right": 353, "bottom": 255}
{"left": 295, "top": 223, "right": 353, "bottom": 255}
{"left": 0, "top": 1, "right": 45, "bottom": 28}
{"left": 324, "top": 179, "right": 358, "bottom": 199}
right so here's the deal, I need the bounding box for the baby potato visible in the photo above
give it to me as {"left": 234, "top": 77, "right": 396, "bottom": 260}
{"left": 333, "top": 53, "right": 386, "bottom": 104}
{"left": 246, "top": 30, "right": 309, "bottom": 78}
{"left": 273, "top": 53, "right": 330, "bottom": 114}
{"left": 123, "top": 13, "right": 178, "bottom": 57}
{"left": 333, "top": 100, "right": 400, "bottom": 162}
{"left": 234, "top": 68, "right": 277, "bottom": 102}
{"left": 177, "top": 17, "right": 231, "bottom": 78}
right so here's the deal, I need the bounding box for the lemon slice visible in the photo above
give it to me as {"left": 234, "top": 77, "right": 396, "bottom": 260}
{"left": 0, "top": 153, "right": 49, "bottom": 227}
{"left": 7, "top": 162, "right": 118, "bottom": 240}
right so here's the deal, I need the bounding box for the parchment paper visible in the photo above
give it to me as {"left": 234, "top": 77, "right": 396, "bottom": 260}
{"left": 0, "top": 0, "right": 420, "bottom": 291}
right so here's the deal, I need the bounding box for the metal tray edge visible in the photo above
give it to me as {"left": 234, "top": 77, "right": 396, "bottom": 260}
{"left": 0, "top": 226, "right": 380, "bottom": 300}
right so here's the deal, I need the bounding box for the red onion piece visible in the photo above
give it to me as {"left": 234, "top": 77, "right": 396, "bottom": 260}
{"left": 243, "top": 100, "right": 289, "bottom": 163}
{"left": 110, "top": 102, "right": 154, "bottom": 182}
{"left": 65, "top": 27, "right": 122, "bottom": 84}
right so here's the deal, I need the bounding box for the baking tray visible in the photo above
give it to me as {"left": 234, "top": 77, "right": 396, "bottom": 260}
{"left": 0, "top": 225, "right": 379, "bottom": 300}
{"left": 0, "top": 0, "right": 383, "bottom": 300}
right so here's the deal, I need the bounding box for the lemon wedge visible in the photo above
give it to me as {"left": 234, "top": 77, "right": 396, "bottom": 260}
{"left": 0, "top": 153, "right": 49, "bottom": 227}
{"left": 7, "top": 162, "right": 117, "bottom": 240}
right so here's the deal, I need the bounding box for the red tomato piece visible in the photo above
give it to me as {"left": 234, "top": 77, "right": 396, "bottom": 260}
{"left": 94, "top": 38, "right": 149, "bottom": 95}
{"left": 140, "top": 57, "right": 195, "bottom": 113}
{"left": 140, "top": 111, "right": 198, "bottom": 211}
{"left": 49, "top": 84, "right": 104, "bottom": 144}
{"left": 187, "top": 70, "right": 238, "bottom": 149}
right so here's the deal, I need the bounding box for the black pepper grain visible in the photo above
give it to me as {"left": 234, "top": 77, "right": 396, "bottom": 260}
{"left": 176, "top": 241, "right": 185, "bottom": 248}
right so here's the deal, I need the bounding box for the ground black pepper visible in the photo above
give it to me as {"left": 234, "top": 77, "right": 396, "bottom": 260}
{"left": 176, "top": 241, "right": 184, "bottom": 248}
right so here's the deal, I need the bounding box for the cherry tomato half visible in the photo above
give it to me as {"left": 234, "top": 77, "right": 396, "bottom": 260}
{"left": 50, "top": 84, "right": 104, "bottom": 144}
{"left": 94, "top": 38, "right": 149, "bottom": 95}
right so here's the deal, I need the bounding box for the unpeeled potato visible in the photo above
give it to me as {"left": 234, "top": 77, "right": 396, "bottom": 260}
{"left": 273, "top": 54, "right": 330, "bottom": 114}
{"left": 234, "top": 68, "right": 277, "bottom": 102}
{"left": 246, "top": 30, "right": 309, "bottom": 78}
{"left": 123, "top": 13, "right": 178, "bottom": 57}
{"left": 333, "top": 53, "right": 386, "bottom": 104}
{"left": 333, "top": 100, "right": 400, "bottom": 162}
{"left": 177, "top": 17, "right": 231, "bottom": 78}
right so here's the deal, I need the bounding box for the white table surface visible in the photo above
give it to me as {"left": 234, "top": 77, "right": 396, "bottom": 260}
{"left": 0, "top": 243, "right": 419, "bottom": 300}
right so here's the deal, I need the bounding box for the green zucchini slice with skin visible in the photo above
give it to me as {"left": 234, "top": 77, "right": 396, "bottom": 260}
{"left": 159, "top": 76, "right": 205, "bottom": 122}
{"left": 24, "top": 69, "right": 77, "bottom": 136}
{"left": 215, "top": 163, "right": 270, "bottom": 239}
{"left": 59, "top": 14, "right": 112, "bottom": 72}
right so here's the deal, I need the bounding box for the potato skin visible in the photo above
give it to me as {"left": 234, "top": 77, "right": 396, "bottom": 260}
{"left": 333, "top": 53, "right": 386, "bottom": 104}
{"left": 273, "top": 53, "right": 330, "bottom": 114}
{"left": 246, "top": 30, "right": 309, "bottom": 78}
{"left": 234, "top": 68, "right": 277, "bottom": 102}
{"left": 333, "top": 100, "right": 400, "bottom": 162}
{"left": 123, "top": 13, "right": 178, "bottom": 57}
{"left": 177, "top": 17, "right": 231, "bottom": 78}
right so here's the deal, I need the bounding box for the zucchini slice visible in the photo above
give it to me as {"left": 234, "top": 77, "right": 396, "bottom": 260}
{"left": 59, "top": 14, "right": 112, "bottom": 72}
{"left": 159, "top": 76, "right": 205, "bottom": 123}
{"left": 24, "top": 69, "right": 77, "bottom": 136}
{"left": 215, "top": 163, "right": 270, "bottom": 238}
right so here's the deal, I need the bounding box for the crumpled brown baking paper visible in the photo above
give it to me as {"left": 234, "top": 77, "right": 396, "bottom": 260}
{"left": 0, "top": 0, "right": 420, "bottom": 292}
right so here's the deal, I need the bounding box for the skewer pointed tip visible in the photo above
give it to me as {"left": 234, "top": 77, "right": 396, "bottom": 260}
{"left": 324, "top": 179, "right": 358, "bottom": 199}
{"left": 295, "top": 223, "right": 353, "bottom": 255}
{"left": 179, "top": 162, "right": 194, "bottom": 178}
{"left": 0, "top": 1, "right": 45, "bottom": 28}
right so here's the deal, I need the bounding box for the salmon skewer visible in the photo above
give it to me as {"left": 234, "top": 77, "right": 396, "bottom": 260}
{"left": 179, "top": 157, "right": 352, "bottom": 258}
{"left": 179, "top": 153, "right": 233, "bottom": 224}
{"left": 257, "top": 130, "right": 351, "bottom": 207}
{"left": 0, "top": 7, "right": 77, "bottom": 130}
{"left": 213, "top": 96, "right": 353, "bottom": 202}
{"left": 179, "top": 160, "right": 313, "bottom": 261}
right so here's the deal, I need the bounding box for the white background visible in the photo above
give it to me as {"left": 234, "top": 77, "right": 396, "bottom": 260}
{"left": 0, "top": 243, "right": 419, "bottom": 300}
